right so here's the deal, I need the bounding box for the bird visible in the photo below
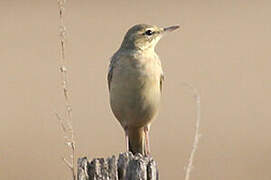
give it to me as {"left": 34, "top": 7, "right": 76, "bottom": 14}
{"left": 107, "top": 24, "right": 179, "bottom": 156}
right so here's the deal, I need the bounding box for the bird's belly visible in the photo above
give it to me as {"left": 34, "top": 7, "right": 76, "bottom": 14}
{"left": 110, "top": 70, "right": 161, "bottom": 129}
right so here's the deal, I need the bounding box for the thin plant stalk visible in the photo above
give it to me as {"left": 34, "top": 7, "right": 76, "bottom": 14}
{"left": 56, "top": 0, "right": 76, "bottom": 180}
{"left": 181, "top": 82, "right": 201, "bottom": 180}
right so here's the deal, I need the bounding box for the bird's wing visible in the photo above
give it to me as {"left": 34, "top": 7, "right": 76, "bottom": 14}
{"left": 160, "top": 74, "right": 164, "bottom": 93}
{"left": 107, "top": 69, "right": 112, "bottom": 90}
{"left": 107, "top": 62, "right": 113, "bottom": 90}
{"left": 107, "top": 56, "right": 117, "bottom": 90}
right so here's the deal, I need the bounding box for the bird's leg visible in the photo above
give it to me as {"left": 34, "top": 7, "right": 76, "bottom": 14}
{"left": 124, "top": 127, "right": 129, "bottom": 152}
{"left": 144, "top": 126, "right": 150, "bottom": 156}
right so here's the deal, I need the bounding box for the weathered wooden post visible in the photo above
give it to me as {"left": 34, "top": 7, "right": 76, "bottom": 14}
{"left": 77, "top": 152, "right": 159, "bottom": 180}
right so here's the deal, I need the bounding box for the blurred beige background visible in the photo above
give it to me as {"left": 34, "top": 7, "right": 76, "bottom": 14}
{"left": 1, "top": 0, "right": 271, "bottom": 179}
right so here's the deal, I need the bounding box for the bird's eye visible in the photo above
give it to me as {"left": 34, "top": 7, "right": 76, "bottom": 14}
{"left": 145, "top": 30, "right": 153, "bottom": 36}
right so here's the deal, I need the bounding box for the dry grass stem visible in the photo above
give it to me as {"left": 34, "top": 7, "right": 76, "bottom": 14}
{"left": 56, "top": 0, "right": 76, "bottom": 180}
{"left": 181, "top": 82, "right": 202, "bottom": 180}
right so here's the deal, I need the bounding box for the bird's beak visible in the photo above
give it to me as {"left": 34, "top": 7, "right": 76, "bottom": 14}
{"left": 163, "top": 25, "right": 180, "bottom": 33}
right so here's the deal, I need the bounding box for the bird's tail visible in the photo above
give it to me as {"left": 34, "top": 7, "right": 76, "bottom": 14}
{"left": 128, "top": 127, "right": 145, "bottom": 155}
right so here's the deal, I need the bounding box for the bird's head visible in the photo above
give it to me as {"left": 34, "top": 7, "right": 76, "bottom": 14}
{"left": 120, "top": 24, "right": 179, "bottom": 51}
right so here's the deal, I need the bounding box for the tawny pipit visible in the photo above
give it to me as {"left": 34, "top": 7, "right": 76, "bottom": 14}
{"left": 108, "top": 24, "right": 179, "bottom": 156}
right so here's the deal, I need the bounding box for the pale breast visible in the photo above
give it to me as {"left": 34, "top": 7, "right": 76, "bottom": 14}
{"left": 109, "top": 53, "right": 163, "bottom": 128}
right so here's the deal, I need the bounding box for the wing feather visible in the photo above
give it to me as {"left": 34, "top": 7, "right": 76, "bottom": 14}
{"left": 160, "top": 74, "right": 164, "bottom": 93}
{"left": 107, "top": 56, "right": 118, "bottom": 90}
